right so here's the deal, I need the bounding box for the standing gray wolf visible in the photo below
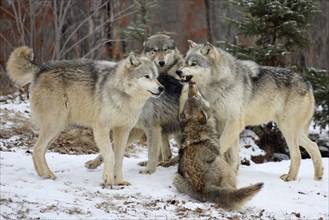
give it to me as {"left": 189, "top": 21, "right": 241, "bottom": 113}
{"left": 85, "top": 34, "right": 184, "bottom": 173}
{"left": 173, "top": 82, "right": 263, "bottom": 210}
{"left": 176, "top": 40, "right": 324, "bottom": 182}
{"left": 6, "top": 46, "right": 164, "bottom": 187}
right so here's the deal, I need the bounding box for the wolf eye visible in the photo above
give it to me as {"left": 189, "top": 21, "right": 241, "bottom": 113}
{"left": 191, "top": 63, "right": 197, "bottom": 66}
{"left": 152, "top": 49, "right": 157, "bottom": 53}
{"left": 144, "top": 75, "right": 150, "bottom": 79}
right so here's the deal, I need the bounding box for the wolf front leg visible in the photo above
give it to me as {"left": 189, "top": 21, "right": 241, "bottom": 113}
{"left": 219, "top": 120, "right": 244, "bottom": 172}
{"left": 93, "top": 125, "right": 114, "bottom": 187}
{"left": 142, "top": 125, "right": 163, "bottom": 174}
{"left": 223, "top": 138, "right": 241, "bottom": 173}
{"left": 113, "top": 127, "right": 132, "bottom": 185}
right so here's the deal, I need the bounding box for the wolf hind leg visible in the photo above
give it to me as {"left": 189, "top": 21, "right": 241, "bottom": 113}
{"left": 299, "top": 133, "right": 323, "bottom": 180}
{"left": 173, "top": 173, "right": 204, "bottom": 202}
{"left": 33, "top": 125, "right": 64, "bottom": 180}
{"left": 279, "top": 128, "right": 301, "bottom": 181}
{"left": 160, "top": 133, "right": 172, "bottom": 161}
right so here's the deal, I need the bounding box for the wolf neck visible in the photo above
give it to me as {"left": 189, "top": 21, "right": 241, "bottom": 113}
{"left": 183, "top": 122, "right": 219, "bottom": 148}
{"left": 108, "top": 84, "right": 147, "bottom": 111}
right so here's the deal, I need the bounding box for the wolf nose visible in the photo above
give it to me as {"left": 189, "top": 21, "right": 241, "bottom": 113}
{"left": 159, "top": 61, "right": 165, "bottom": 67}
{"left": 176, "top": 69, "right": 182, "bottom": 77}
{"left": 186, "top": 75, "right": 193, "bottom": 82}
{"left": 158, "top": 85, "right": 165, "bottom": 93}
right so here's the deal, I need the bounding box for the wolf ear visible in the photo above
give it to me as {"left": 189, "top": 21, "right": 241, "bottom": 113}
{"left": 201, "top": 42, "right": 218, "bottom": 60}
{"left": 187, "top": 40, "right": 198, "bottom": 48}
{"left": 143, "top": 37, "right": 150, "bottom": 48}
{"left": 170, "top": 39, "right": 176, "bottom": 49}
{"left": 127, "top": 52, "right": 141, "bottom": 69}
{"left": 143, "top": 40, "right": 147, "bottom": 48}
{"left": 197, "top": 110, "right": 208, "bottom": 124}
{"left": 201, "top": 42, "right": 215, "bottom": 55}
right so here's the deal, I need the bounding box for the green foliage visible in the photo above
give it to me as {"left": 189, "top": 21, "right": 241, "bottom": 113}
{"left": 220, "top": 0, "right": 320, "bottom": 66}
{"left": 122, "top": 1, "right": 158, "bottom": 43}
{"left": 221, "top": 0, "right": 328, "bottom": 129}
{"left": 296, "top": 67, "right": 329, "bottom": 130}
{"left": 221, "top": 0, "right": 328, "bottom": 135}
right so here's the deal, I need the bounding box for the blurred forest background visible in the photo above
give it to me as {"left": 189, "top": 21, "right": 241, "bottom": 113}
{"left": 0, "top": 0, "right": 328, "bottom": 159}
{"left": 0, "top": 0, "right": 328, "bottom": 66}
{"left": 1, "top": 0, "right": 328, "bottom": 124}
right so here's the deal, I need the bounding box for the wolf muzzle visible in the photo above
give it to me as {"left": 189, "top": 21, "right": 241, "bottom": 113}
{"left": 176, "top": 70, "right": 193, "bottom": 83}
{"left": 150, "top": 85, "right": 165, "bottom": 98}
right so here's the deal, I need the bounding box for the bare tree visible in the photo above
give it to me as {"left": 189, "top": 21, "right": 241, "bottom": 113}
{"left": 0, "top": 0, "right": 139, "bottom": 94}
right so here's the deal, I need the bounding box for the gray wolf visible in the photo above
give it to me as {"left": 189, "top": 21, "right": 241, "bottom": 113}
{"left": 176, "top": 40, "right": 324, "bottom": 181}
{"left": 6, "top": 46, "right": 164, "bottom": 187}
{"left": 85, "top": 34, "right": 184, "bottom": 173}
{"left": 143, "top": 34, "right": 184, "bottom": 77}
{"left": 173, "top": 82, "right": 263, "bottom": 210}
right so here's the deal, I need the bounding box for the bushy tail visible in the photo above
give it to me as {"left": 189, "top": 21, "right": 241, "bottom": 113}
{"left": 205, "top": 182, "right": 264, "bottom": 210}
{"left": 6, "top": 46, "right": 40, "bottom": 86}
{"left": 173, "top": 173, "right": 263, "bottom": 210}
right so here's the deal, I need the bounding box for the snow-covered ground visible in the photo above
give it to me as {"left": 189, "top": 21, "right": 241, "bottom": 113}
{"left": 1, "top": 93, "right": 328, "bottom": 219}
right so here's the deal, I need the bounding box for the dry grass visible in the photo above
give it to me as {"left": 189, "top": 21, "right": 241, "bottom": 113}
{"left": 0, "top": 108, "right": 99, "bottom": 154}
{"left": 0, "top": 70, "right": 21, "bottom": 96}
{"left": 0, "top": 91, "right": 146, "bottom": 156}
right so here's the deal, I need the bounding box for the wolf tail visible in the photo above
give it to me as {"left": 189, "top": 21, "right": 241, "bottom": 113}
{"left": 6, "top": 46, "right": 40, "bottom": 86}
{"left": 205, "top": 182, "right": 264, "bottom": 210}
{"left": 173, "top": 173, "right": 263, "bottom": 210}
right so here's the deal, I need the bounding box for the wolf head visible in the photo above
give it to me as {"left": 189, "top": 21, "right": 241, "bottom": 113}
{"left": 176, "top": 40, "right": 232, "bottom": 85}
{"left": 143, "top": 34, "right": 178, "bottom": 69}
{"left": 180, "top": 82, "right": 211, "bottom": 125}
{"left": 120, "top": 52, "right": 165, "bottom": 98}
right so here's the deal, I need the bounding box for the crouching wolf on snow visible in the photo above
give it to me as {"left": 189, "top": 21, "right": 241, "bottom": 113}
{"left": 6, "top": 46, "right": 164, "bottom": 187}
{"left": 173, "top": 82, "right": 263, "bottom": 210}
{"left": 85, "top": 34, "right": 184, "bottom": 174}
{"left": 176, "top": 40, "right": 324, "bottom": 181}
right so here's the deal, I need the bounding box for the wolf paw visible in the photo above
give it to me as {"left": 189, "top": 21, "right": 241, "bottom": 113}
{"left": 139, "top": 167, "right": 156, "bottom": 174}
{"left": 115, "top": 180, "right": 131, "bottom": 186}
{"left": 314, "top": 167, "right": 324, "bottom": 181}
{"left": 280, "top": 174, "right": 296, "bottom": 182}
{"left": 37, "top": 168, "right": 57, "bottom": 180}
{"left": 158, "top": 156, "right": 179, "bottom": 167}
{"left": 137, "top": 160, "right": 148, "bottom": 167}
{"left": 85, "top": 159, "right": 101, "bottom": 170}
{"left": 102, "top": 173, "right": 114, "bottom": 188}
{"left": 41, "top": 172, "right": 57, "bottom": 180}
